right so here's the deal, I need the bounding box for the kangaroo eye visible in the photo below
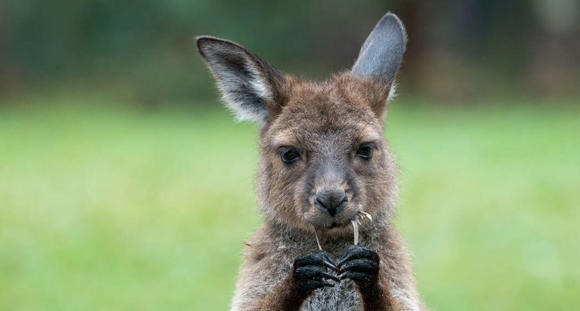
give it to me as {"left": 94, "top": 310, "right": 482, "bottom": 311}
{"left": 279, "top": 146, "right": 301, "bottom": 164}
{"left": 356, "top": 142, "right": 375, "bottom": 160}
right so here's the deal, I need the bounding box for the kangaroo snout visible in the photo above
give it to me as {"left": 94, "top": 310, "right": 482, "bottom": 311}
{"left": 314, "top": 187, "right": 348, "bottom": 216}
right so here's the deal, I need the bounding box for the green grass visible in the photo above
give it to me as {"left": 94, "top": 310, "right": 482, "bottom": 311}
{"left": 0, "top": 97, "right": 579, "bottom": 310}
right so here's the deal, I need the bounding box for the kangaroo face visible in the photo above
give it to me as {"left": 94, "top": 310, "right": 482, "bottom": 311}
{"left": 257, "top": 76, "right": 398, "bottom": 234}
{"left": 197, "top": 14, "right": 406, "bottom": 235}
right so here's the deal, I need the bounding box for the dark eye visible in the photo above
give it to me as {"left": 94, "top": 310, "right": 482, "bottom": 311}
{"left": 356, "top": 142, "right": 375, "bottom": 160}
{"left": 279, "top": 146, "right": 301, "bottom": 164}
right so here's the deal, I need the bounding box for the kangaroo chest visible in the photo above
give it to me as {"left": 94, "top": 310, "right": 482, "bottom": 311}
{"left": 300, "top": 280, "right": 363, "bottom": 311}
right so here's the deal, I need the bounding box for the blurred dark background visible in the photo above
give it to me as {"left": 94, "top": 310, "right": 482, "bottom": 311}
{"left": 1, "top": 0, "right": 579, "bottom": 105}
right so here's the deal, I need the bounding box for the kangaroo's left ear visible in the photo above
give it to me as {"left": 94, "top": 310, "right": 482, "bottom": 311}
{"left": 352, "top": 12, "right": 407, "bottom": 109}
{"left": 196, "top": 36, "right": 286, "bottom": 126}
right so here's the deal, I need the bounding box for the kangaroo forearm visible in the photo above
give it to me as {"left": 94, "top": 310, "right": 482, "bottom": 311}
{"left": 260, "top": 275, "right": 308, "bottom": 311}
{"left": 360, "top": 281, "right": 400, "bottom": 311}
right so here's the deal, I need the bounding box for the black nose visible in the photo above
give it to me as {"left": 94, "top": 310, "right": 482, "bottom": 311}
{"left": 315, "top": 188, "right": 347, "bottom": 216}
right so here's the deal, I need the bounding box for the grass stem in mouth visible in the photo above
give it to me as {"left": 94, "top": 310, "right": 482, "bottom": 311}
{"left": 352, "top": 210, "right": 372, "bottom": 246}
{"left": 313, "top": 226, "right": 323, "bottom": 251}
{"left": 352, "top": 220, "right": 359, "bottom": 245}
{"left": 360, "top": 211, "right": 372, "bottom": 222}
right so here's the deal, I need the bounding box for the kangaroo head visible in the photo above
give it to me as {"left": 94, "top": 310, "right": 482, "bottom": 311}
{"left": 197, "top": 13, "right": 407, "bottom": 235}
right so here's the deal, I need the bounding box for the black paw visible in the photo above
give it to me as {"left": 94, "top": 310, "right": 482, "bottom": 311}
{"left": 293, "top": 251, "right": 339, "bottom": 294}
{"left": 338, "top": 245, "right": 380, "bottom": 289}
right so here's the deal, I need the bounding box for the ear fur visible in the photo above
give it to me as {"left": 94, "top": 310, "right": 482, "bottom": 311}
{"left": 352, "top": 13, "right": 407, "bottom": 79}
{"left": 352, "top": 13, "right": 407, "bottom": 104}
{"left": 196, "top": 36, "right": 285, "bottom": 125}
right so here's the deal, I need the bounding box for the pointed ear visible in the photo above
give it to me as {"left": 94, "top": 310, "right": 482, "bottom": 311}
{"left": 352, "top": 12, "right": 407, "bottom": 102}
{"left": 196, "top": 36, "right": 285, "bottom": 125}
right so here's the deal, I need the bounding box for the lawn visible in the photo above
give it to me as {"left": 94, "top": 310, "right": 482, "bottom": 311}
{"left": 0, "top": 96, "right": 579, "bottom": 310}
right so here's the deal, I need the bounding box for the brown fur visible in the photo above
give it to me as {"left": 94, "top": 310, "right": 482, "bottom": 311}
{"left": 229, "top": 74, "right": 426, "bottom": 311}
{"left": 196, "top": 13, "right": 427, "bottom": 311}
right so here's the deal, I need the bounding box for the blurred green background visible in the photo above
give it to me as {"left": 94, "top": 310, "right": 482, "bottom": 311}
{"left": 0, "top": 1, "right": 579, "bottom": 310}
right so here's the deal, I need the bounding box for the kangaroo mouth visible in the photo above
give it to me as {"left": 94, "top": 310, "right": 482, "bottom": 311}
{"left": 319, "top": 210, "right": 372, "bottom": 230}
{"left": 306, "top": 206, "right": 362, "bottom": 229}
{"left": 324, "top": 221, "right": 350, "bottom": 229}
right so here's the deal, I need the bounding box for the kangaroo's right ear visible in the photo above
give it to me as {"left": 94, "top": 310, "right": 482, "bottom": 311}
{"left": 196, "top": 36, "right": 286, "bottom": 125}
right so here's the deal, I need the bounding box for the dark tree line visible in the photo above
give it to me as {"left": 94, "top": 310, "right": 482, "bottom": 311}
{"left": 1, "top": 0, "right": 578, "bottom": 103}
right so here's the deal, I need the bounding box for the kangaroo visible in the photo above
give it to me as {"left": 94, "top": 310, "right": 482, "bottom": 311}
{"left": 196, "top": 12, "right": 428, "bottom": 311}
